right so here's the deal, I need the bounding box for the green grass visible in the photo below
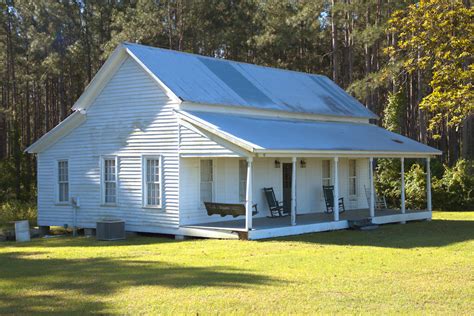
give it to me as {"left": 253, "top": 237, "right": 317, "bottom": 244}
{"left": 0, "top": 211, "right": 473, "bottom": 315}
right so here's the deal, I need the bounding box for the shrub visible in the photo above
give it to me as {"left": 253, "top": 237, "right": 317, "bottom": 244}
{"left": 432, "top": 160, "right": 474, "bottom": 211}
{"left": 405, "top": 164, "right": 427, "bottom": 210}
{"left": 0, "top": 201, "right": 37, "bottom": 227}
{"left": 375, "top": 158, "right": 474, "bottom": 211}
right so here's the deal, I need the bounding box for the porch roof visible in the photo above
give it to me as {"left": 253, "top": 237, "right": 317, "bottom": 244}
{"left": 178, "top": 111, "right": 441, "bottom": 157}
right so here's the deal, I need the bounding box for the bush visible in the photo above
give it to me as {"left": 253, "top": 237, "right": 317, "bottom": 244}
{"left": 432, "top": 160, "right": 474, "bottom": 211}
{"left": 405, "top": 164, "right": 427, "bottom": 210}
{"left": 0, "top": 201, "right": 37, "bottom": 227}
{"left": 375, "top": 158, "right": 474, "bottom": 211}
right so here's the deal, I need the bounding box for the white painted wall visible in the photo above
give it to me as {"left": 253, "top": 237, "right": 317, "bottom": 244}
{"left": 179, "top": 157, "right": 370, "bottom": 225}
{"left": 37, "top": 56, "right": 181, "bottom": 230}
{"left": 179, "top": 124, "right": 237, "bottom": 157}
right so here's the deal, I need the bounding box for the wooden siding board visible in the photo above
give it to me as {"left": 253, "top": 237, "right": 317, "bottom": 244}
{"left": 37, "top": 56, "right": 180, "bottom": 230}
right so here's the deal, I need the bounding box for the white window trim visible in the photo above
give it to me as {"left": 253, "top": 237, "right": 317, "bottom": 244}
{"left": 199, "top": 158, "right": 215, "bottom": 208}
{"left": 142, "top": 155, "right": 163, "bottom": 209}
{"left": 348, "top": 159, "right": 358, "bottom": 199}
{"left": 55, "top": 159, "right": 70, "bottom": 205}
{"left": 100, "top": 156, "right": 118, "bottom": 206}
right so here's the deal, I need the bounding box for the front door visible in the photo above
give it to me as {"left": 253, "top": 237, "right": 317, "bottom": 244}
{"left": 282, "top": 163, "right": 292, "bottom": 213}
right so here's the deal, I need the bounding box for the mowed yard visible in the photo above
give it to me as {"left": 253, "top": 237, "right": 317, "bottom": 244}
{"left": 0, "top": 211, "right": 472, "bottom": 314}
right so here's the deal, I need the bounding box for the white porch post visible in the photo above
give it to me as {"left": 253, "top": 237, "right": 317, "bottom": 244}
{"left": 426, "top": 157, "right": 432, "bottom": 212}
{"left": 333, "top": 157, "right": 339, "bottom": 221}
{"left": 291, "top": 157, "right": 297, "bottom": 226}
{"left": 401, "top": 157, "right": 406, "bottom": 214}
{"left": 245, "top": 157, "right": 253, "bottom": 231}
{"left": 369, "top": 157, "right": 375, "bottom": 218}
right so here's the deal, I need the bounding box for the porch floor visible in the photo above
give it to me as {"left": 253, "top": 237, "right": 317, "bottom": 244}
{"left": 184, "top": 208, "right": 427, "bottom": 231}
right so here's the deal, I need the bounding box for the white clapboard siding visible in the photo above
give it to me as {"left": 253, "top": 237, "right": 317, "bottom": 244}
{"left": 179, "top": 157, "right": 370, "bottom": 225}
{"left": 179, "top": 125, "right": 238, "bottom": 156}
{"left": 37, "top": 56, "right": 180, "bottom": 230}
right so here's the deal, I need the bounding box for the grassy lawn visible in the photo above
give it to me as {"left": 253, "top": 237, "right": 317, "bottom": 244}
{"left": 0, "top": 211, "right": 473, "bottom": 314}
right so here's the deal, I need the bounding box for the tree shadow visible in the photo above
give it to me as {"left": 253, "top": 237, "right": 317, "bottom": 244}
{"left": 265, "top": 219, "right": 474, "bottom": 249}
{"left": 0, "top": 250, "right": 280, "bottom": 314}
{"left": 9, "top": 234, "right": 177, "bottom": 248}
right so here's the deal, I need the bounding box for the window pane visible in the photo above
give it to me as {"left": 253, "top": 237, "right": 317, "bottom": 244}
{"left": 58, "top": 161, "right": 69, "bottom": 202}
{"left": 322, "top": 160, "right": 330, "bottom": 178}
{"left": 200, "top": 160, "right": 213, "bottom": 203}
{"left": 103, "top": 159, "right": 117, "bottom": 204}
{"left": 105, "top": 182, "right": 116, "bottom": 203}
{"left": 239, "top": 160, "right": 247, "bottom": 202}
{"left": 59, "top": 183, "right": 68, "bottom": 202}
{"left": 350, "top": 178, "right": 356, "bottom": 195}
{"left": 349, "top": 160, "right": 356, "bottom": 177}
{"left": 144, "top": 158, "right": 161, "bottom": 206}
{"left": 200, "top": 160, "right": 213, "bottom": 182}
{"left": 200, "top": 182, "right": 212, "bottom": 202}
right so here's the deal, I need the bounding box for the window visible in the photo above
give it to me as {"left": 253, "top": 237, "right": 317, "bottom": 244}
{"left": 102, "top": 157, "right": 117, "bottom": 204}
{"left": 57, "top": 160, "right": 69, "bottom": 203}
{"left": 349, "top": 159, "right": 357, "bottom": 196}
{"left": 239, "top": 160, "right": 247, "bottom": 202}
{"left": 322, "top": 160, "right": 331, "bottom": 186}
{"left": 200, "top": 159, "right": 213, "bottom": 203}
{"left": 143, "top": 157, "right": 162, "bottom": 208}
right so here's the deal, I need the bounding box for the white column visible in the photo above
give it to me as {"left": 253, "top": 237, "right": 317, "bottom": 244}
{"left": 245, "top": 157, "right": 253, "bottom": 231}
{"left": 333, "top": 157, "right": 339, "bottom": 221}
{"left": 369, "top": 157, "right": 375, "bottom": 218}
{"left": 401, "top": 157, "right": 405, "bottom": 214}
{"left": 291, "top": 157, "right": 297, "bottom": 226}
{"left": 426, "top": 157, "right": 432, "bottom": 212}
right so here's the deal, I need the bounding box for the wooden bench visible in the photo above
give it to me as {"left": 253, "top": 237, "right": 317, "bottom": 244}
{"left": 204, "top": 202, "right": 258, "bottom": 218}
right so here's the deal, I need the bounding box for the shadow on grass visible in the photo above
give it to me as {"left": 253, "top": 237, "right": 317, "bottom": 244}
{"left": 0, "top": 250, "right": 279, "bottom": 314}
{"left": 5, "top": 234, "right": 177, "bottom": 248}
{"left": 267, "top": 219, "right": 474, "bottom": 248}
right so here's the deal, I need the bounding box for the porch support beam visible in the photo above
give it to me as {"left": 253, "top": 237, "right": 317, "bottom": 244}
{"left": 369, "top": 157, "right": 375, "bottom": 218}
{"left": 291, "top": 157, "right": 297, "bottom": 226}
{"left": 245, "top": 157, "right": 253, "bottom": 231}
{"left": 401, "top": 157, "right": 406, "bottom": 215}
{"left": 426, "top": 157, "right": 432, "bottom": 212}
{"left": 333, "top": 157, "right": 340, "bottom": 221}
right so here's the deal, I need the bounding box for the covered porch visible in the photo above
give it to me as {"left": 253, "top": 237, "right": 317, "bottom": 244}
{"left": 177, "top": 110, "right": 441, "bottom": 240}
{"left": 183, "top": 208, "right": 432, "bottom": 239}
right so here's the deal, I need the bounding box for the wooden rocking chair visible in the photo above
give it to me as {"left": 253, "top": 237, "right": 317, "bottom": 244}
{"left": 364, "top": 185, "right": 388, "bottom": 210}
{"left": 322, "top": 185, "right": 346, "bottom": 214}
{"left": 263, "top": 187, "right": 289, "bottom": 217}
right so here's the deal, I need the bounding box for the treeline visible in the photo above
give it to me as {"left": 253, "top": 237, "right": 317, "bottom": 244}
{"left": 1, "top": 0, "right": 472, "bottom": 201}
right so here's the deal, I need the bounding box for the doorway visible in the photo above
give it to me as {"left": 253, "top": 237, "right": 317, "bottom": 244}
{"left": 282, "top": 163, "right": 292, "bottom": 213}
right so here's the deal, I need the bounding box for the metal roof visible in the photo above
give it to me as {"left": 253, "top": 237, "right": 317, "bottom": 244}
{"left": 180, "top": 111, "right": 441, "bottom": 155}
{"left": 124, "top": 43, "right": 378, "bottom": 119}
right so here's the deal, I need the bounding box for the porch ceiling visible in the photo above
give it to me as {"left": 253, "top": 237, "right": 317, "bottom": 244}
{"left": 178, "top": 111, "right": 441, "bottom": 158}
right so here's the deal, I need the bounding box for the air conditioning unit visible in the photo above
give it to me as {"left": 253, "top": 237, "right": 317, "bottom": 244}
{"left": 96, "top": 220, "right": 126, "bottom": 241}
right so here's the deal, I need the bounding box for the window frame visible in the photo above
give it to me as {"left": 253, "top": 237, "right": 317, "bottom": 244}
{"left": 348, "top": 159, "right": 358, "bottom": 198}
{"left": 199, "top": 158, "right": 215, "bottom": 207}
{"left": 56, "top": 159, "right": 69, "bottom": 205}
{"left": 142, "top": 155, "right": 163, "bottom": 209}
{"left": 100, "top": 156, "right": 118, "bottom": 206}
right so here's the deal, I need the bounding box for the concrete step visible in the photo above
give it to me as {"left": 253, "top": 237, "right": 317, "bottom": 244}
{"left": 348, "top": 218, "right": 379, "bottom": 230}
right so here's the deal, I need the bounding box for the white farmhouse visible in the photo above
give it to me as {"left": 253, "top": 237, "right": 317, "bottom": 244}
{"left": 26, "top": 43, "right": 441, "bottom": 240}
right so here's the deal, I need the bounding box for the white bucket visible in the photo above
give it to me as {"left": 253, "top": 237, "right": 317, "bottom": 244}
{"left": 15, "top": 220, "right": 31, "bottom": 242}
